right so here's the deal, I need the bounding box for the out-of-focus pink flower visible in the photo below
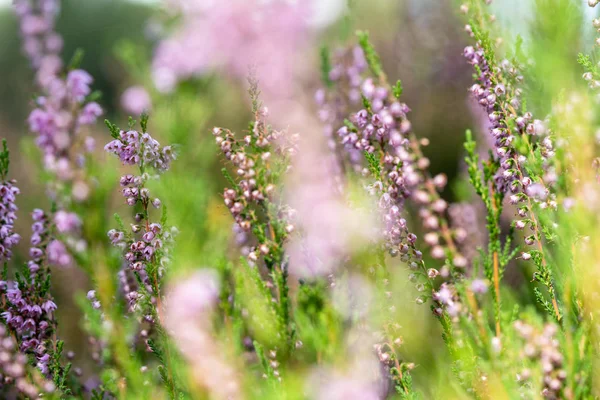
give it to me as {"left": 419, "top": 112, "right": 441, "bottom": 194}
{"left": 284, "top": 111, "right": 378, "bottom": 278}
{"left": 46, "top": 239, "right": 72, "bottom": 267}
{"left": 164, "top": 270, "right": 220, "bottom": 323}
{"left": 314, "top": 376, "right": 382, "bottom": 400}
{"left": 164, "top": 271, "right": 241, "bottom": 400}
{"left": 309, "top": 336, "right": 385, "bottom": 400}
{"left": 153, "top": 0, "right": 310, "bottom": 97}
{"left": 120, "top": 86, "right": 152, "bottom": 116}
{"left": 53, "top": 211, "right": 81, "bottom": 234}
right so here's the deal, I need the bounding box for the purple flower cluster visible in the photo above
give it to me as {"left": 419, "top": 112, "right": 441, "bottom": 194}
{"left": 14, "top": 0, "right": 63, "bottom": 74}
{"left": 117, "top": 268, "right": 143, "bottom": 314}
{"left": 109, "top": 223, "right": 165, "bottom": 275}
{"left": 86, "top": 289, "right": 101, "bottom": 310}
{"left": 152, "top": 0, "right": 309, "bottom": 97}
{"left": 431, "top": 283, "right": 461, "bottom": 318}
{"left": 105, "top": 124, "right": 176, "bottom": 326}
{"left": 315, "top": 46, "right": 368, "bottom": 179}
{"left": 15, "top": 0, "right": 103, "bottom": 204}
{"left": 320, "top": 44, "right": 466, "bottom": 269}
{"left": 448, "top": 202, "right": 487, "bottom": 269}
{"left": 0, "top": 180, "right": 21, "bottom": 262}
{"left": 27, "top": 70, "right": 102, "bottom": 188}
{"left": 105, "top": 129, "right": 176, "bottom": 302}
{"left": 105, "top": 130, "right": 175, "bottom": 173}
{"left": 108, "top": 217, "right": 174, "bottom": 319}
{"left": 1, "top": 210, "right": 58, "bottom": 375}
{"left": 0, "top": 324, "right": 55, "bottom": 398}
{"left": 463, "top": 45, "right": 558, "bottom": 248}
{"left": 340, "top": 81, "right": 420, "bottom": 260}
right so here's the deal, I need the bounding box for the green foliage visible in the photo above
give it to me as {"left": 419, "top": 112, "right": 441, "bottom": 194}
{"left": 393, "top": 80, "right": 403, "bottom": 99}
{"left": 67, "top": 48, "right": 85, "bottom": 70}
{"left": 364, "top": 151, "right": 381, "bottom": 178}
{"left": 104, "top": 119, "right": 121, "bottom": 140}
{"left": 0, "top": 139, "right": 10, "bottom": 180}
{"left": 356, "top": 30, "right": 383, "bottom": 78}
{"left": 469, "top": 22, "right": 496, "bottom": 66}
{"left": 319, "top": 46, "right": 333, "bottom": 88}
{"left": 141, "top": 111, "right": 150, "bottom": 132}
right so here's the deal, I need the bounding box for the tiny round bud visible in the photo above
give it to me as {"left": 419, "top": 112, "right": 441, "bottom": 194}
{"left": 427, "top": 268, "right": 439, "bottom": 278}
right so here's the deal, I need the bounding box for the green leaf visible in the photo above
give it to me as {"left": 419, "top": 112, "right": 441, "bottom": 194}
{"left": 319, "top": 46, "right": 333, "bottom": 88}
{"left": 393, "top": 80, "right": 403, "bottom": 99}
{"left": 104, "top": 119, "right": 121, "bottom": 140}
{"left": 67, "top": 48, "right": 85, "bottom": 70}
{"left": 141, "top": 112, "right": 150, "bottom": 132}
{"left": 357, "top": 30, "right": 383, "bottom": 77}
{"left": 365, "top": 151, "right": 381, "bottom": 178}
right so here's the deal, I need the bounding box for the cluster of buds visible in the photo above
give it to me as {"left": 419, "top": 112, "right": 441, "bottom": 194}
{"left": 86, "top": 290, "right": 101, "bottom": 310}
{"left": 461, "top": 8, "right": 565, "bottom": 314}
{"left": 412, "top": 161, "right": 467, "bottom": 268}
{"left": 105, "top": 119, "right": 176, "bottom": 328}
{"left": 104, "top": 129, "right": 175, "bottom": 173}
{"left": 0, "top": 179, "right": 21, "bottom": 262}
{"left": 26, "top": 69, "right": 102, "bottom": 199}
{"left": 323, "top": 39, "right": 468, "bottom": 273}
{"left": 29, "top": 208, "right": 72, "bottom": 268}
{"left": 117, "top": 268, "right": 143, "bottom": 314}
{"left": 339, "top": 76, "right": 423, "bottom": 264}
{"left": 264, "top": 349, "right": 282, "bottom": 382}
{"left": 373, "top": 321, "right": 409, "bottom": 370}
{"left": 108, "top": 222, "right": 168, "bottom": 277}
{"left": 432, "top": 283, "right": 461, "bottom": 318}
{"left": 213, "top": 106, "right": 296, "bottom": 266}
{"left": 14, "top": 0, "right": 62, "bottom": 73}
{"left": 1, "top": 210, "right": 58, "bottom": 375}
{"left": 589, "top": 1, "right": 600, "bottom": 52}
{"left": 315, "top": 46, "right": 368, "bottom": 182}
{"left": 466, "top": 45, "right": 556, "bottom": 171}
{"left": 514, "top": 321, "right": 566, "bottom": 399}
{"left": 448, "top": 202, "right": 487, "bottom": 269}
{"left": 0, "top": 324, "right": 55, "bottom": 398}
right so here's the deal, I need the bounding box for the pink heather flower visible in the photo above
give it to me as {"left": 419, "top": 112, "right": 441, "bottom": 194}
{"left": 121, "top": 86, "right": 152, "bottom": 115}
{"left": 46, "top": 239, "right": 71, "bottom": 267}
{"left": 0, "top": 180, "right": 21, "bottom": 262}
{"left": 16, "top": 0, "right": 103, "bottom": 208}
{"left": 53, "top": 211, "right": 81, "bottom": 234}
{"left": 309, "top": 340, "right": 385, "bottom": 400}
{"left": 284, "top": 112, "right": 377, "bottom": 277}
{"left": 66, "top": 70, "right": 93, "bottom": 102}
{"left": 78, "top": 102, "right": 103, "bottom": 125}
{"left": 165, "top": 270, "right": 220, "bottom": 322}
{"left": 164, "top": 271, "right": 241, "bottom": 400}
{"left": 152, "top": 0, "right": 310, "bottom": 97}
{"left": 313, "top": 375, "right": 381, "bottom": 400}
{"left": 525, "top": 183, "right": 548, "bottom": 201}
{"left": 471, "top": 279, "right": 489, "bottom": 294}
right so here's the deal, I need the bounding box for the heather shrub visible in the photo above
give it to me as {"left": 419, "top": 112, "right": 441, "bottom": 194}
{"left": 1, "top": 0, "right": 600, "bottom": 399}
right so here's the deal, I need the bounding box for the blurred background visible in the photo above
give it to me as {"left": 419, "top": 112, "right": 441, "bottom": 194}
{"left": 0, "top": 0, "right": 594, "bottom": 395}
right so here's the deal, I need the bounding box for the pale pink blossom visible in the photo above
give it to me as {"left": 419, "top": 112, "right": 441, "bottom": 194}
{"left": 121, "top": 86, "right": 152, "bottom": 116}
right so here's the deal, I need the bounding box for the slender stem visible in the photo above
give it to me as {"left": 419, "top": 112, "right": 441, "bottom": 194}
{"left": 465, "top": 289, "right": 488, "bottom": 343}
{"left": 492, "top": 251, "right": 501, "bottom": 337}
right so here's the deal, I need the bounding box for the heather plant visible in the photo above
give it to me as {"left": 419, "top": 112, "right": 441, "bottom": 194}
{"left": 2, "top": 0, "right": 600, "bottom": 399}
